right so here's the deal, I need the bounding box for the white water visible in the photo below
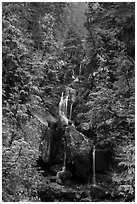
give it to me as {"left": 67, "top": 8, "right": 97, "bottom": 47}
{"left": 59, "top": 91, "right": 69, "bottom": 125}
{"left": 93, "top": 146, "right": 96, "bottom": 186}
{"left": 69, "top": 103, "right": 73, "bottom": 121}
{"left": 79, "top": 63, "right": 81, "bottom": 76}
{"left": 59, "top": 92, "right": 64, "bottom": 116}
{"left": 59, "top": 87, "right": 76, "bottom": 125}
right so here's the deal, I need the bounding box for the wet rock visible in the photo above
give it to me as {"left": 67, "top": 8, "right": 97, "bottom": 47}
{"left": 90, "top": 185, "right": 110, "bottom": 199}
{"left": 31, "top": 107, "right": 65, "bottom": 166}
{"left": 38, "top": 187, "right": 55, "bottom": 202}
{"left": 40, "top": 119, "right": 93, "bottom": 180}
{"left": 61, "top": 189, "right": 76, "bottom": 200}
{"left": 49, "top": 164, "right": 62, "bottom": 176}
{"left": 75, "top": 193, "right": 81, "bottom": 201}
{"left": 74, "top": 153, "right": 91, "bottom": 179}
{"left": 80, "top": 197, "right": 93, "bottom": 202}
{"left": 81, "top": 190, "right": 90, "bottom": 198}
{"left": 77, "top": 122, "right": 91, "bottom": 137}
{"left": 95, "top": 149, "right": 112, "bottom": 172}
{"left": 37, "top": 107, "right": 113, "bottom": 179}
{"left": 56, "top": 167, "right": 73, "bottom": 185}
{"left": 65, "top": 125, "right": 92, "bottom": 179}
{"left": 39, "top": 127, "right": 52, "bottom": 164}
{"left": 38, "top": 182, "right": 77, "bottom": 202}
{"left": 40, "top": 119, "right": 65, "bottom": 165}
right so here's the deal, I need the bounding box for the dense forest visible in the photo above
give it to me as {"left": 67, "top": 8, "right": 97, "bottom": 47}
{"left": 2, "top": 2, "right": 135, "bottom": 202}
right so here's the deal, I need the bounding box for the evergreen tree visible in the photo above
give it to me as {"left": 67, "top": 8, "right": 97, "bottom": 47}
{"left": 63, "top": 28, "right": 83, "bottom": 63}
{"left": 84, "top": 2, "right": 135, "bottom": 196}
{"left": 62, "top": 28, "right": 85, "bottom": 78}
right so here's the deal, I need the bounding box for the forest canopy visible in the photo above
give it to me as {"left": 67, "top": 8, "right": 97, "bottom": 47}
{"left": 2, "top": 2, "right": 135, "bottom": 202}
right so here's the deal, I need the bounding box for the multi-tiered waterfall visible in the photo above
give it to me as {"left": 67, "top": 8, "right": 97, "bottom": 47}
{"left": 59, "top": 87, "right": 76, "bottom": 125}
{"left": 59, "top": 91, "right": 69, "bottom": 125}
{"left": 57, "top": 87, "right": 77, "bottom": 183}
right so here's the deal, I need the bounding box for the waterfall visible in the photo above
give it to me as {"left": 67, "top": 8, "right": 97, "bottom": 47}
{"left": 65, "top": 93, "right": 69, "bottom": 117}
{"left": 69, "top": 103, "right": 73, "bottom": 121}
{"left": 59, "top": 87, "right": 76, "bottom": 125}
{"left": 59, "top": 92, "right": 64, "bottom": 116}
{"left": 93, "top": 146, "right": 96, "bottom": 186}
{"left": 59, "top": 91, "right": 69, "bottom": 125}
{"left": 79, "top": 63, "right": 81, "bottom": 76}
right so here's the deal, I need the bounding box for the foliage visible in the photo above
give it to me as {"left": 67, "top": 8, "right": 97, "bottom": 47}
{"left": 2, "top": 120, "right": 43, "bottom": 202}
{"left": 2, "top": 2, "right": 135, "bottom": 201}
{"left": 82, "top": 2, "right": 135, "bottom": 197}
{"left": 112, "top": 142, "right": 135, "bottom": 196}
{"left": 63, "top": 28, "right": 83, "bottom": 62}
{"left": 2, "top": 2, "right": 68, "bottom": 201}
{"left": 61, "top": 28, "right": 85, "bottom": 83}
{"left": 85, "top": 2, "right": 135, "bottom": 56}
{"left": 2, "top": 2, "right": 31, "bottom": 100}
{"left": 84, "top": 1, "right": 135, "bottom": 136}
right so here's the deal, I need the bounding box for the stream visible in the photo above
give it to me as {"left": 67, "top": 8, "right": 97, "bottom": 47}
{"left": 37, "top": 84, "right": 120, "bottom": 202}
{"left": 35, "top": 66, "right": 134, "bottom": 202}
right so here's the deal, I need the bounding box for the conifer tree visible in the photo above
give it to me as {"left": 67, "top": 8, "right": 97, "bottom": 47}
{"left": 63, "top": 29, "right": 83, "bottom": 63}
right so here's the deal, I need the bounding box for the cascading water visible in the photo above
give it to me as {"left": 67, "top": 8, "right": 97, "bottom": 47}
{"left": 79, "top": 63, "right": 81, "bottom": 76}
{"left": 58, "top": 87, "right": 76, "bottom": 177}
{"left": 91, "top": 146, "right": 110, "bottom": 199}
{"left": 59, "top": 87, "right": 76, "bottom": 124}
{"left": 69, "top": 103, "right": 73, "bottom": 121}
{"left": 65, "top": 91, "right": 69, "bottom": 116}
{"left": 93, "top": 145, "right": 96, "bottom": 186}
{"left": 59, "top": 92, "right": 64, "bottom": 116}
{"left": 59, "top": 91, "right": 69, "bottom": 125}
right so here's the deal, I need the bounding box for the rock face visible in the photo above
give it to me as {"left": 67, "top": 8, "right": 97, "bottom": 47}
{"left": 40, "top": 119, "right": 65, "bottom": 166}
{"left": 38, "top": 181, "right": 93, "bottom": 202}
{"left": 64, "top": 125, "right": 93, "bottom": 179}
{"left": 90, "top": 185, "right": 111, "bottom": 199}
{"left": 40, "top": 121, "right": 93, "bottom": 179}
{"left": 95, "top": 149, "right": 112, "bottom": 172}
{"left": 38, "top": 177, "right": 112, "bottom": 202}
{"left": 40, "top": 119, "right": 113, "bottom": 178}
{"left": 31, "top": 107, "right": 65, "bottom": 166}
{"left": 76, "top": 122, "right": 91, "bottom": 138}
{"left": 35, "top": 104, "right": 113, "bottom": 179}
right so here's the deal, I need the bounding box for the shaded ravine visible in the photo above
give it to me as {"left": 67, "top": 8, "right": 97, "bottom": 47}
{"left": 30, "top": 61, "right": 130, "bottom": 202}
{"left": 33, "top": 81, "right": 134, "bottom": 202}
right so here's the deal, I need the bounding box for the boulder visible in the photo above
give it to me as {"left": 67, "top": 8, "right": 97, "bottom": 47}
{"left": 31, "top": 107, "right": 65, "bottom": 165}
{"left": 64, "top": 125, "right": 93, "bottom": 179}
{"left": 38, "top": 182, "right": 76, "bottom": 202}
{"left": 95, "top": 149, "right": 113, "bottom": 172}
{"left": 40, "top": 119, "right": 113, "bottom": 178}
{"left": 81, "top": 190, "right": 90, "bottom": 198}
{"left": 40, "top": 119, "right": 65, "bottom": 165}
{"left": 90, "top": 185, "right": 111, "bottom": 199}
{"left": 40, "top": 120, "right": 93, "bottom": 179}
{"left": 40, "top": 127, "right": 51, "bottom": 164}
{"left": 35, "top": 104, "right": 113, "bottom": 178}
{"left": 76, "top": 122, "right": 92, "bottom": 138}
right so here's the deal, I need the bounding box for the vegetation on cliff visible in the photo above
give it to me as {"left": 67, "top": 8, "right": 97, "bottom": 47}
{"left": 2, "top": 2, "right": 134, "bottom": 202}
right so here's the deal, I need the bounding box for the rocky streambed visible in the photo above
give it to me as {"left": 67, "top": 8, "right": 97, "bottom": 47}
{"left": 30, "top": 84, "right": 133, "bottom": 202}
{"left": 37, "top": 171, "right": 124, "bottom": 202}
